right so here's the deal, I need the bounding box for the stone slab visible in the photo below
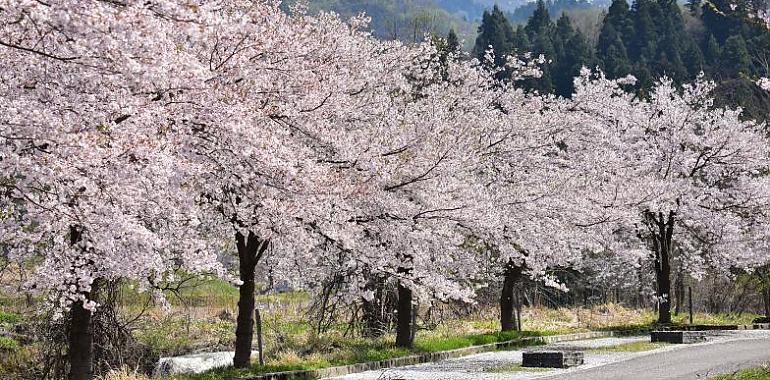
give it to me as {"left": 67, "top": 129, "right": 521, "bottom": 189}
{"left": 650, "top": 330, "right": 708, "bottom": 344}
{"left": 521, "top": 350, "right": 584, "bottom": 368}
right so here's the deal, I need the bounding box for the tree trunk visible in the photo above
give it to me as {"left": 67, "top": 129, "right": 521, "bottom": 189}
{"left": 647, "top": 210, "right": 674, "bottom": 324}
{"left": 395, "top": 281, "right": 414, "bottom": 348}
{"left": 68, "top": 300, "right": 94, "bottom": 380}
{"left": 67, "top": 225, "right": 97, "bottom": 380}
{"left": 233, "top": 231, "right": 268, "bottom": 368}
{"left": 500, "top": 261, "right": 524, "bottom": 332}
{"left": 763, "top": 288, "right": 770, "bottom": 317}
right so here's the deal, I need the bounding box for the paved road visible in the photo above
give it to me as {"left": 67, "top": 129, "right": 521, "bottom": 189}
{"left": 543, "top": 337, "right": 770, "bottom": 380}
{"left": 325, "top": 332, "right": 770, "bottom": 380}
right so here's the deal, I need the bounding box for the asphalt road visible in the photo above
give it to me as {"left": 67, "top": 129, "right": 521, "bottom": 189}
{"left": 542, "top": 338, "right": 770, "bottom": 380}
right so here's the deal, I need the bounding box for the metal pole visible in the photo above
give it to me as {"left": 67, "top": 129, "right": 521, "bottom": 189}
{"left": 688, "top": 286, "right": 693, "bottom": 325}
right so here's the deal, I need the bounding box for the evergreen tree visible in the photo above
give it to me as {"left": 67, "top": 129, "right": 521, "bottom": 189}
{"left": 519, "top": 0, "right": 557, "bottom": 93}
{"left": 597, "top": 0, "right": 634, "bottom": 77}
{"left": 630, "top": 0, "right": 660, "bottom": 64}
{"left": 681, "top": 38, "right": 705, "bottom": 76}
{"left": 446, "top": 29, "right": 460, "bottom": 55}
{"left": 511, "top": 25, "right": 531, "bottom": 52}
{"left": 602, "top": 0, "right": 635, "bottom": 37}
{"left": 704, "top": 34, "right": 722, "bottom": 75}
{"left": 525, "top": 0, "right": 554, "bottom": 38}
{"left": 474, "top": 5, "right": 515, "bottom": 70}
{"left": 721, "top": 35, "right": 751, "bottom": 76}
{"left": 598, "top": 23, "right": 632, "bottom": 77}
{"left": 553, "top": 14, "right": 593, "bottom": 96}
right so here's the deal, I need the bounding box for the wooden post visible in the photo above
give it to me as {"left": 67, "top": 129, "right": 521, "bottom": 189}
{"left": 688, "top": 286, "right": 693, "bottom": 325}
{"left": 255, "top": 307, "right": 264, "bottom": 366}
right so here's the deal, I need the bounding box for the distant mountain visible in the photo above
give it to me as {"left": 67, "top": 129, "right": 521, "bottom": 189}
{"left": 283, "top": 0, "right": 477, "bottom": 43}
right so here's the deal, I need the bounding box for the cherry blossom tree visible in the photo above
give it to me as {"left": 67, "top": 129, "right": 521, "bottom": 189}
{"left": 564, "top": 69, "right": 770, "bottom": 323}
{"left": 0, "top": 1, "right": 231, "bottom": 378}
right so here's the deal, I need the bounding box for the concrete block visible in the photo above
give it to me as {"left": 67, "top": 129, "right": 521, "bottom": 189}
{"left": 650, "top": 331, "right": 707, "bottom": 343}
{"left": 522, "top": 351, "right": 584, "bottom": 368}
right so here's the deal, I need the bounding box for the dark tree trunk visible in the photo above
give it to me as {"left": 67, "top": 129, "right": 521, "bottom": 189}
{"left": 646, "top": 210, "right": 675, "bottom": 324}
{"left": 500, "top": 261, "right": 524, "bottom": 332}
{"left": 395, "top": 282, "right": 414, "bottom": 348}
{"left": 68, "top": 300, "right": 94, "bottom": 380}
{"left": 234, "top": 231, "right": 268, "bottom": 368}
{"left": 67, "top": 225, "right": 97, "bottom": 380}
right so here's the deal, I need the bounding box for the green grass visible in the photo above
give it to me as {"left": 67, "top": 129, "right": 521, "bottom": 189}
{"left": 0, "top": 336, "right": 20, "bottom": 351}
{"left": 483, "top": 363, "right": 552, "bottom": 373}
{"left": 711, "top": 363, "right": 770, "bottom": 379}
{"left": 670, "top": 312, "right": 761, "bottom": 326}
{"left": 587, "top": 341, "right": 668, "bottom": 353}
{"left": 0, "top": 311, "right": 22, "bottom": 324}
{"left": 414, "top": 330, "right": 547, "bottom": 352}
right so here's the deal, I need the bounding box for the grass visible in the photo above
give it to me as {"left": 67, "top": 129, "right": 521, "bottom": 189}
{"left": 483, "top": 363, "right": 552, "bottom": 373}
{"left": 711, "top": 363, "right": 770, "bottom": 379}
{"left": 0, "top": 344, "right": 37, "bottom": 378}
{"left": 587, "top": 341, "right": 668, "bottom": 352}
{"left": 134, "top": 317, "right": 235, "bottom": 357}
{"left": 0, "top": 311, "right": 22, "bottom": 324}
{"left": 0, "top": 336, "right": 20, "bottom": 351}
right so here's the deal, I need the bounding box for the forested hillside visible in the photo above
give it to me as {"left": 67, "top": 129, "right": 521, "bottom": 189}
{"left": 474, "top": 0, "right": 770, "bottom": 120}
